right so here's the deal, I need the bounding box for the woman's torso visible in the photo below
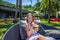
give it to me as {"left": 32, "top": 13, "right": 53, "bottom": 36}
{"left": 27, "top": 22, "right": 39, "bottom": 36}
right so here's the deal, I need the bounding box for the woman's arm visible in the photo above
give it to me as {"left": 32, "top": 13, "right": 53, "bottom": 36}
{"left": 25, "top": 23, "right": 32, "bottom": 37}
{"left": 32, "top": 22, "right": 39, "bottom": 32}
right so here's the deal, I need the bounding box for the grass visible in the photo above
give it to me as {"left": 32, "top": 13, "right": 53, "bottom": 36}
{"left": 40, "top": 19, "right": 60, "bottom": 29}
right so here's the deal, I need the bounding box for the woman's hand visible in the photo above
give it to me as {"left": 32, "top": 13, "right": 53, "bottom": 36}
{"left": 25, "top": 23, "right": 33, "bottom": 37}
{"left": 26, "top": 27, "right": 33, "bottom": 37}
{"left": 27, "top": 29, "right": 32, "bottom": 37}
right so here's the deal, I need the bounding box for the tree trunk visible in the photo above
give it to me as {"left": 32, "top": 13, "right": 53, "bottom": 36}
{"left": 48, "top": 0, "right": 50, "bottom": 23}
{"left": 19, "top": 0, "right": 22, "bottom": 20}
{"left": 44, "top": 8, "right": 47, "bottom": 19}
{"left": 56, "top": 0, "right": 58, "bottom": 18}
{"left": 13, "top": 0, "right": 18, "bottom": 23}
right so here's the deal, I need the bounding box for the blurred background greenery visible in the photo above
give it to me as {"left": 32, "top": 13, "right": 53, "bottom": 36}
{"left": 0, "top": 0, "right": 60, "bottom": 40}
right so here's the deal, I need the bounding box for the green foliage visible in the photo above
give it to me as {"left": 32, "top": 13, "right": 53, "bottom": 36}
{"left": 34, "top": 2, "right": 41, "bottom": 11}
{"left": 34, "top": 0, "right": 60, "bottom": 18}
{"left": 40, "top": 19, "right": 60, "bottom": 29}
{"left": 33, "top": 13, "right": 40, "bottom": 17}
{"left": 49, "top": 0, "right": 60, "bottom": 16}
{"left": 0, "top": 0, "right": 16, "bottom": 8}
{"left": 22, "top": 5, "right": 34, "bottom": 10}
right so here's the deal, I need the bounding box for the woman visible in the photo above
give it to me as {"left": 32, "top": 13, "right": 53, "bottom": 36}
{"left": 25, "top": 13, "right": 56, "bottom": 40}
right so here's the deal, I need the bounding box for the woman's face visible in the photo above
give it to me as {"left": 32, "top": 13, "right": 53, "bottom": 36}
{"left": 27, "top": 13, "right": 33, "bottom": 23}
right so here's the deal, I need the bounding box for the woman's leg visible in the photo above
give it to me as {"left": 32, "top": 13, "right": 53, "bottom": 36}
{"left": 27, "top": 34, "right": 45, "bottom": 40}
{"left": 28, "top": 34, "right": 46, "bottom": 40}
{"left": 37, "top": 35, "right": 56, "bottom": 40}
{"left": 37, "top": 35, "right": 46, "bottom": 40}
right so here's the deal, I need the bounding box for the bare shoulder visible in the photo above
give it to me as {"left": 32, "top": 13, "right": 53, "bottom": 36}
{"left": 32, "top": 22, "right": 39, "bottom": 27}
{"left": 35, "top": 23, "right": 39, "bottom": 27}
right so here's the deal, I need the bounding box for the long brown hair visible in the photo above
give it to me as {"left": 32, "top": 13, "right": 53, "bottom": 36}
{"left": 26, "top": 13, "right": 35, "bottom": 23}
